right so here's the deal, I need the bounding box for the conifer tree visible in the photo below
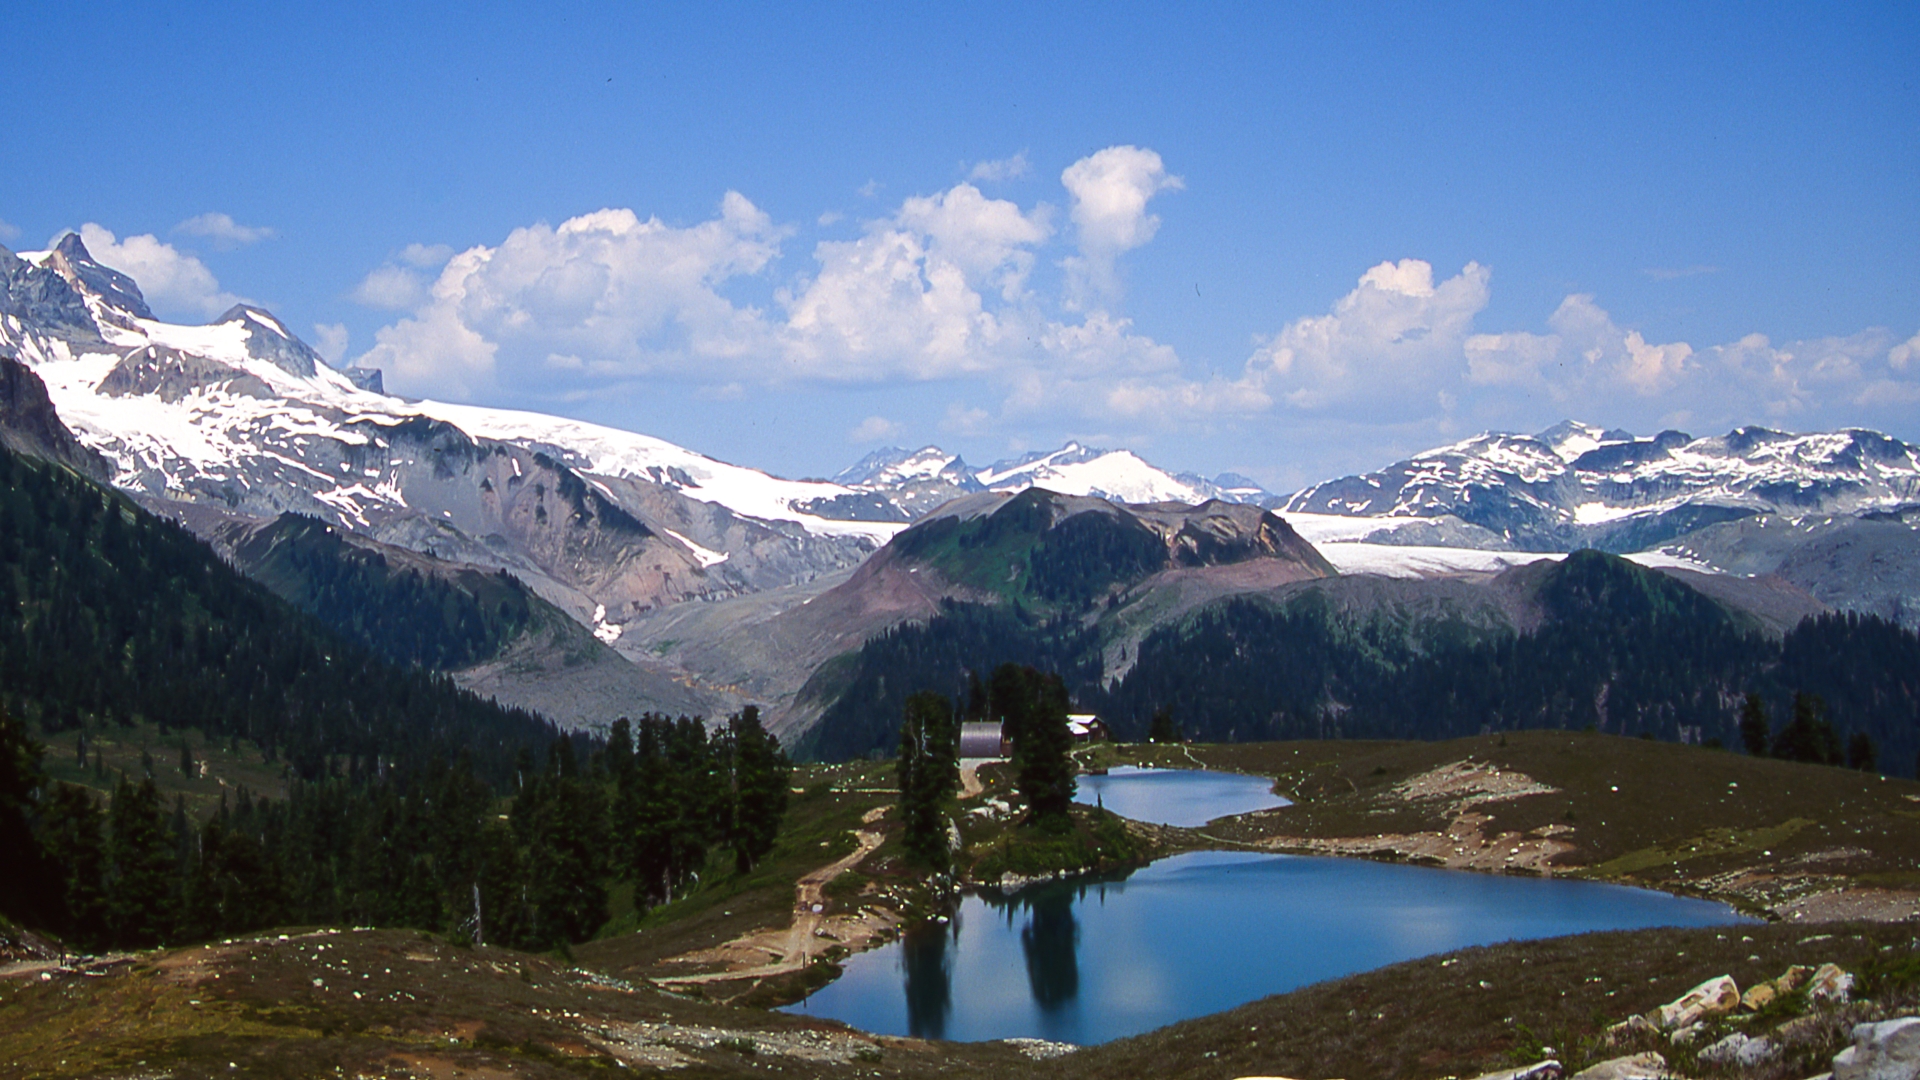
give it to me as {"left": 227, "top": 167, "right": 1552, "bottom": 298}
{"left": 898, "top": 691, "right": 959, "bottom": 870}
{"left": 1739, "top": 693, "right": 1770, "bottom": 757}
{"left": 1848, "top": 731, "right": 1879, "bottom": 772}
{"left": 728, "top": 706, "right": 790, "bottom": 873}
{"left": 992, "top": 663, "right": 1076, "bottom": 825}
{"left": 1772, "top": 692, "right": 1842, "bottom": 765}
{"left": 0, "top": 709, "right": 49, "bottom": 928}
{"left": 524, "top": 737, "right": 609, "bottom": 947}
{"left": 106, "top": 777, "right": 178, "bottom": 947}
{"left": 37, "top": 782, "right": 107, "bottom": 946}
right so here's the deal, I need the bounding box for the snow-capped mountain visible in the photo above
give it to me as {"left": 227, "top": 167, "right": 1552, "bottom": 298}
{"left": 832, "top": 440, "right": 1278, "bottom": 514}
{"left": 1285, "top": 420, "right": 1920, "bottom": 552}
{"left": 0, "top": 235, "right": 903, "bottom": 638}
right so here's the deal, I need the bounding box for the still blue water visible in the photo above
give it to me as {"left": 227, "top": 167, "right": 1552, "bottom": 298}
{"left": 1073, "top": 765, "right": 1290, "bottom": 826}
{"left": 787, "top": 854, "right": 1751, "bottom": 1045}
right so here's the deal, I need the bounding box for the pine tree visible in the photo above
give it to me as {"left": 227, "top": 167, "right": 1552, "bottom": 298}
{"left": 37, "top": 782, "right": 108, "bottom": 947}
{"left": 993, "top": 664, "right": 1076, "bottom": 825}
{"left": 898, "top": 691, "right": 959, "bottom": 870}
{"left": 1847, "top": 730, "right": 1879, "bottom": 773}
{"left": 1148, "top": 707, "right": 1179, "bottom": 743}
{"left": 106, "top": 777, "right": 178, "bottom": 947}
{"left": 1772, "top": 692, "right": 1842, "bottom": 765}
{"left": 728, "top": 707, "right": 790, "bottom": 873}
{"left": 1738, "top": 693, "right": 1770, "bottom": 757}
{"left": 0, "top": 708, "right": 51, "bottom": 928}
{"left": 524, "top": 737, "right": 609, "bottom": 947}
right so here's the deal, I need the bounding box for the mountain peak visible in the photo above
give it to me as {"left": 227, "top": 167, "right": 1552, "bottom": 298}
{"left": 214, "top": 303, "right": 322, "bottom": 377}
{"left": 46, "top": 232, "right": 155, "bottom": 323}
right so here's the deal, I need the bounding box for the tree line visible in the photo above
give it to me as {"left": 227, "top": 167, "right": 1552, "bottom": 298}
{"left": 4, "top": 707, "right": 788, "bottom": 954}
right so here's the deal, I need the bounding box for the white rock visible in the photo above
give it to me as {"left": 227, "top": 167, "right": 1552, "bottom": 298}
{"left": 1810, "top": 963, "right": 1856, "bottom": 1005}
{"left": 1570, "top": 1051, "right": 1670, "bottom": 1080}
{"left": 1468, "top": 1060, "right": 1563, "bottom": 1080}
{"left": 1833, "top": 1017, "right": 1920, "bottom": 1080}
{"left": 1699, "top": 1032, "right": 1777, "bottom": 1068}
{"left": 1653, "top": 975, "right": 1741, "bottom": 1029}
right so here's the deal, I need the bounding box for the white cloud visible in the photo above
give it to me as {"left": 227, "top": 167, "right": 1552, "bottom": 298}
{"left": 358, "top": 196, "right": 785, "bottom": 398}
{"left": 174, "top": 212, "right": 275, "bottom": 249}
{"left": 967, "top": 151, "right": 1030, "bottom": 182}
{"left": 941, "top": 403, "right": 990, "bottom": 435}
{"left": 399, "top": 243, "right": 454, "bottom": 268}
{"left": 1890, "top": 331, "right": 1920, "bottom": 371}
{"left": 310, "top": 323, "right": 349, "bottom": 364}
{"left": 352, "top": 265, "right": 430, "bottom": 310}
{"left": 0, "top": 218, "right": 20, "bottom": 243}
{"left": 848, "top": 415, "right": 903, "bottom": 442}
{"left": 780, "top": 182, "right": 1052, "bottom": 382}
{"left": 77, "top": 223, "right": 242, "bottom": 320}
{"left": 1248, "top": 259, "right": 1491, "bottom": 413}
{"left": 1060, "top": 145, "right": 1183, "bottom": 306}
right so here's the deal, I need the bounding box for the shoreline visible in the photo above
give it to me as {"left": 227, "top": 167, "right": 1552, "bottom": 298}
{"left": 648, "top": 744, "right": 1920, "bottom": 1009}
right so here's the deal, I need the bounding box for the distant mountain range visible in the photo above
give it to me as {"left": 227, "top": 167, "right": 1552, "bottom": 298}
{"left": 3, "top": 232, "right": 1917, "bottom": 743}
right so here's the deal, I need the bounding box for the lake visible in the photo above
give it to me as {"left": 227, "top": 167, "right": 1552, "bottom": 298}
{"left": 1072, "top": 765, "right": 1290, "bottom": 826}
{"left": 787, "top": 767, "right": 1753, "bottom": 1045}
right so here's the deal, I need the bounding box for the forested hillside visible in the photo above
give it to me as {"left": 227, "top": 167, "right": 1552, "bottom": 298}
{"left": 0, "top": 444, "right": 553, "bottom": 784}
{"left": 231, "top": 512, "right": 539, "bottom": 671}
{"left": 0, "top": 443, "right": 790, "bottom": 954}
{"left": 804, "top": 551, "right": 1920, "bottom": 773}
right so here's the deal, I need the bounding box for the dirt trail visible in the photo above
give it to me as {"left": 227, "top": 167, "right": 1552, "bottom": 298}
{"left": 958, "top": 760, "right": 985, "bottom": 799}
{"left": 656, "top": 807, "right": 893, "bottom": 989}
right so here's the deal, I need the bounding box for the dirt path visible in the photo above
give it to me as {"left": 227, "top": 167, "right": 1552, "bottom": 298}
{"left": 655, "top": 808, "right": 893, "bottom": 989}
{"left": 958, "top": 760, "right": 985, "bottom": 800}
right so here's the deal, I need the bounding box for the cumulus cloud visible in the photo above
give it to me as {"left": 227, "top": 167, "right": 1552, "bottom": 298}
{"left": 1060, "top": 145, "right": 1183, "bottom": 306}
{"left": 352, "top": 148, "right": 1250, "bottom": 431}
{"left": 1466, "top": 294, "right": 1696, "bottom": 397}
{"left": 399, "top": 243, "right": 454, "bottom": 268}
{"left": 781, "top": 182, "right": 1051, "bottom": 380}
{"left": 310, "top": 323, "right": 349, "bottom": 364}
{"left": 1247, "top": 259, "right": 1492, "bottom": 414}
{"left": 359, "top": 196, "right": 785, "bottom": 398}
{"left": 0, "top": 218, "right": 20, "bottom": 243}
{"left": 967, "top": 151, "right": 1030, "bottom": 182}
{"left": 941, "top": 403, "right": 991, "bottom": 435}
{"left": 849, "top": 415, "right": 903, "bottom": 442}
{"left": 174, "top": 212, "right": 275, "bottom": 249}
{"left": 1890, "top": 331, "right": 1920, "bottom": 371}
{"left": 352, "top": 265, "right": 430, "bottom": 310}
{"left": 77, "top": 223, "right": 242, "bottom": 320}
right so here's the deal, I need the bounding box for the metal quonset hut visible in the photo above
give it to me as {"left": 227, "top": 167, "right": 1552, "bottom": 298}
{"left": 959, "top": 721, "right": 1008, "bottom": 759}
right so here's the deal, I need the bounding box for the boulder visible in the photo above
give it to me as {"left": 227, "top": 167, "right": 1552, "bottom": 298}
{"left": 1604, "top": 1015, "right": 1658, "bottom": 1045}
{"left": 1743, "top": 964, "right": 1816, "bottom": 1011}
{"left": 1468, "top": 1060, "right": 1563, "bottom": 1080}
{"left": 1652, "top": 975, "right": 1741, "bottom": 1030}
{"left": 1810, "top": 963, "right": 1856, "bottom": 1005}
{"left": 1833, "top": 1018, "right": 1920, "bottom": 1080}
{"left": 1570, "top": 1051, "right": 1669, "bottom": 1080}
{"left": 1699, "top": 1032, "right": 1778, "bottom": 1068}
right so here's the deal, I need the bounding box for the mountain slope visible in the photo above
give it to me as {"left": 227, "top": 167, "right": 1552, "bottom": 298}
{"left": 0, "top": 438, "right": 557, "bottom": 783}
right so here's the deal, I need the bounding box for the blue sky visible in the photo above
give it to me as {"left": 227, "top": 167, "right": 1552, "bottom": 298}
{"left": 6, "top": 2, "right": 1916, "bottom": 491}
